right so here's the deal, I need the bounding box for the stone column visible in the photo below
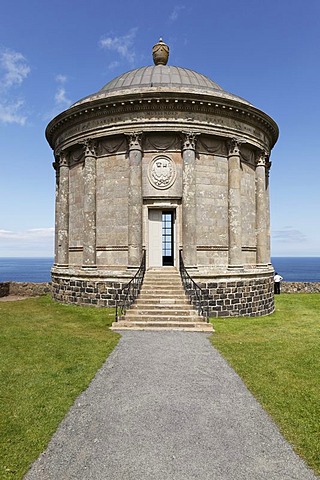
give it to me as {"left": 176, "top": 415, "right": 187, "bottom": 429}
{"left": 228, "top": 138, "right": 243, "bottom": 268}
{"left": 127, "top": 132, "right": 143, "bottom": 268}
{"left": 182, "top": 132, "right": 198, "bottom": 268}
{"left": 255, "top": 151, "right": 268, "bottom": 266}
{"left": 56, "top": 151, "right": 69, "bottom": 267}
{"left": 82, "top": 139, "right": 97, "bottom": 268}
{"left": 266, "top": 158, "right": 272, "bottom": 264}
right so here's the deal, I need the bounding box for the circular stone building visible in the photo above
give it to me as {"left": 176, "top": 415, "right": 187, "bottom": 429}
{"left": 46, "top": 39, "right": 279, "bottom": 317}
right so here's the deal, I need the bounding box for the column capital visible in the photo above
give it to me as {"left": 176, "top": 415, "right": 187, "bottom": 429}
{"left": 82, "top": 138, "right": 97, "bottom": 157}
{"left": 256, "top": 149, "right": 269, "bottom": 167}
{"left": 227, "top": 137, "right": 245, "bottom": 156}
{"left": 55, "top": 150, "right": 69, "bottom": 167}
{"left": 182, "top": 131, "right": 200, "bottom": 151}
{"left": 125, "top": 132, "right": 143, "bottom": 151}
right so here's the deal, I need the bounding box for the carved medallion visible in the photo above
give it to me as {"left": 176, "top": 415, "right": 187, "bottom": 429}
{"left": 148, "top": 155, "right": 176, "bottom": 190}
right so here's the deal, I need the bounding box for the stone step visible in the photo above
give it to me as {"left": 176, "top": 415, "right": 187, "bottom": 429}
{"left": 138, "top": 291, "right": 188, "bottom": 303}
{"left": 132, "top": 307, "right": 194, "bottom": 313}
{"left": 122, "top": 313, "right": 204, "bottom": 322}
{"left": 112, "top": 268, "right": 211, "bottom": 332}
{"left": 141, "top": 283, "right": 184, "bottom": 293}
{"left": 134, "top": 299, "right": 191, "bottom": 306}
{"left": 110, "top": 320, "right": 213, "bottom": 332}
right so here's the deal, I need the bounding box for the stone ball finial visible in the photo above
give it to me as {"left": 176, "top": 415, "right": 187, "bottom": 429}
{"left": 152, "top": 38, "right": 169, "bottom": 65}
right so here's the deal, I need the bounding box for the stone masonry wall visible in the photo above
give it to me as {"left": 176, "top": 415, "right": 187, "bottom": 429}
{"left": 199, "top": 275, "right": 275, "bottom": 318}
{"left": 0, "top": 282, "right": 10, "bottom": 297}
{"left": 281, "top": 282, "right": 320, "bottom": 293}
{"left": 51, "top": 274, "right": 127, "bottom": 307}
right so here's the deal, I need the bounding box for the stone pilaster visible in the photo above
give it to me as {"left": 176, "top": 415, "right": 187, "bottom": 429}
{"left": 127, "top": 132, "right": 143, "bottom": 267}
{"left": 228, "top": 138, "right": 243, "bottom": 268}
{"left": 182, "top": 132, "right": 198, "bottom": 267}
{"left": 55, "top": 151, "right": 69, "bottom": 267}
{"left": 266, "top": 158, "right": 272, "bottom": 264}
{"left": 82, "top": 139, "right": 97, "bottom": 268}
{"left": 255, "top": 151, "right": 268, "bottom": 266}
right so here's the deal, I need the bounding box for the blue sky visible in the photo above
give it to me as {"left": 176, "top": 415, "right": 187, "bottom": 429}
{"left": 0, "top": 0, "right": 319, "bottom": 257}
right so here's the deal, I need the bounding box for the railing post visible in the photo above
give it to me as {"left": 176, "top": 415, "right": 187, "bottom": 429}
{"left": 179, "top": 250, "right": 210, "bottom": 321}
{"left": 114, "top": 250, "right": 146, "bottom": 322}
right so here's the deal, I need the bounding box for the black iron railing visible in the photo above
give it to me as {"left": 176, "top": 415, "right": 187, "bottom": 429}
{"left": 179, "top": 250, "right": 209, "bottom": 321}
{"left": 115, "top": 250, "right": 146, "bottom": 322}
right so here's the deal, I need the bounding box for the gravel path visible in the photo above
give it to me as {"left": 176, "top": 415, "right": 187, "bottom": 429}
{"left": 24, "top": 331, "right": 318, "bottom": 480}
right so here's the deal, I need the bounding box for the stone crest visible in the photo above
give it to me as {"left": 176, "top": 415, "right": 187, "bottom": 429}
{"left": 148, "top": 155, "right": 176, "bottom": 190}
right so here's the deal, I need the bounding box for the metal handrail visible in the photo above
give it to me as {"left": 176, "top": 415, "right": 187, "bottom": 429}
{"left": 115, "top": 250, "right": 146, "bottom": 322}
{"left": 179, "top": 250, "right": 209, "bottom": 321}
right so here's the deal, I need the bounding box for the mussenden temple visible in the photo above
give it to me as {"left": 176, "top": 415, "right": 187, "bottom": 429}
{"left": 46, "top": 39, "right": 279, "bottom": 328}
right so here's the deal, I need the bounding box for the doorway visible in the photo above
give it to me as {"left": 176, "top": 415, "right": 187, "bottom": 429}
{"left": 148, "top": 209, "right": 175, "bottom": 267}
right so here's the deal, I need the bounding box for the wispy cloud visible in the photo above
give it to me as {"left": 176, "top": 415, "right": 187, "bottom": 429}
{"left": 0, "top": 48, "right": 30, "bottom": 125}
{"left": 272, "top": 226, "right": 307, "bottom": 243}
{"left": 0, "top": 228, "right": 54, "bottom": 256}
{"left": 169, "top": 5, "right": 186, "bottom": 22}
{"left": 54, "top": 74, "right": 71, "bottom": 107}
{"left": 99, "top": 28, "right": 138, "bottom": 67}
{"left": 43, "top": 75, "right": 71, "bottom": 120}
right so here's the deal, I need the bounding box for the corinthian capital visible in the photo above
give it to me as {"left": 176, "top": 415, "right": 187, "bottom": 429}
{"left": 125, "top": 132, "right": 142, "bottom": 151}
{"left": 82, "top": 138, "right": 97, "bottom": 157}
{"left": 227, "top": 137, "right": 245, "bottom": 156}
{"left": 256, "top": 150, "right": 269, "bottom": 167}
{"left": 56, "top": 150, "right": 69, "bottom": 167}
{"left": 182, "top": 131, "right": 199, "bottom": 151}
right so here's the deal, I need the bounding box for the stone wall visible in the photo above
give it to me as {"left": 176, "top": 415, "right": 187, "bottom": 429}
{"left": 0, "top": 282, "right": 51, "bottom": 297}
{"left": 281, "top": 282, "right": 320, "bottom": 293}
{"left": 198, "top": 275, "right": 275, "bottom": 318}
{"left": 51, "top": 274, "right": 127, "bottom": 307}
{"left": 0, "top": 282, "right": 10, "bottom": 297}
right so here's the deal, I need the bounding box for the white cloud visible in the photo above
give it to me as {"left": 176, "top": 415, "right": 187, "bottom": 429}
{"left": 169, "top": 5, "right": 186, "bottom": 22}
{"left": 55, "top": 86, "right": 71, "bottom": 106}
{"left": 99, "top": 28, "right": 138, "bottom": 66}
{"left": 0, "top": 49, "right": 30, "bottom": 90}
{"left": 0, "top": 228, "right": 54, "bottom": 256}
{"left": 0, "top": 48, "right": 30, "bottom": 125}
{"left": 272, "top": 226, "right": 307, "bottom": 243}
{"left": 55, "top": 74, "right": 67, "bottom": 84}
{"left": 54, "top": 75, "right": 71, "bottom": 107}
{"left": 0, "top": 100, "right": 27, "bottom": 125}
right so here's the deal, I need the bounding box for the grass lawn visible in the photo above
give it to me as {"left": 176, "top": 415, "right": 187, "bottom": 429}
{"left": 0, "top": 296, "right": 120, "bottom": 480}
{"left": 211, "top": 293, "right": 320, "bottom": 476}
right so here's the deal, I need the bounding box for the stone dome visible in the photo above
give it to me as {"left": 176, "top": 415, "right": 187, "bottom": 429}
{"left": 73, "top": 65, "right": 251, "bottom": 107}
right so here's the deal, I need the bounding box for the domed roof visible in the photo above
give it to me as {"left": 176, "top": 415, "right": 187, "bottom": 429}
{"left": 73, "top": 64, "right": 251, "bottom": 107}
{"left": 73, "top": 39, "right": 251, "bottom": 107}
{"left": 101, "top": 65, "right": 224, "bottom": 93}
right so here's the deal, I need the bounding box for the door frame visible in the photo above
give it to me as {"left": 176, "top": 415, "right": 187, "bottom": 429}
{"left": 143, "top": 200, "right": 181, "bottom": 269}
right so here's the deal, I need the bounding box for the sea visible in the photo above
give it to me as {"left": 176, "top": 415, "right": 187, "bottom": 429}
{"left": 0, "top": 257, "right": 319, "bottom": 283}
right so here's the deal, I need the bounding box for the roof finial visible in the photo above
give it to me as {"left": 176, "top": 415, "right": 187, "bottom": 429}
{"left": 152, "top": 38, "right": 169, "bottom": 66}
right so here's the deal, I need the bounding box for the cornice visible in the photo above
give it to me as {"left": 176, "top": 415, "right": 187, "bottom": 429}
{"left": 46, "top": 92, "right": 279, "bottom": 152}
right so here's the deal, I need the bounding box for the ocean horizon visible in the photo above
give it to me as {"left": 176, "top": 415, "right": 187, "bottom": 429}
{"left": 0, "top": 256, "right": 319, "bottom": 283}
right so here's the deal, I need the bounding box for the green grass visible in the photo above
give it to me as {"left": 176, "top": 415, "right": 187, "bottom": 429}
{"left": 210, "top": 293, "right": 320, "bottom": 476}
{"left": 0, "top": 296, "right": 120, "bottom": 480}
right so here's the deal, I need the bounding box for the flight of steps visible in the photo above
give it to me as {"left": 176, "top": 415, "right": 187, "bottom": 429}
{"left": 111, "top": 267, "right": 214, "bottom": 332}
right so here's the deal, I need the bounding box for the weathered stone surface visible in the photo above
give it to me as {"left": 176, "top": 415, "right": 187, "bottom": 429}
{"left": 45, "top": 44, "right": 279, "bottom": 317}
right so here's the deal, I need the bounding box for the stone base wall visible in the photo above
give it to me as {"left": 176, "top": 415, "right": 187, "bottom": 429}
{"left": 197, "top": 274, "right": 274, "bottom": 317}
{"left": 51, "top": 274, "right": 129, "bottom": 307}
